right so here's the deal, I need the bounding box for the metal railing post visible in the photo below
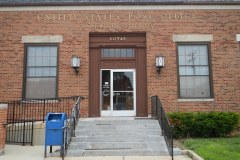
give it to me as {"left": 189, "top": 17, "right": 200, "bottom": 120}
{"left": 22, "top": 120, "right": 25, "bottom": 146}
{"left": 155, "top": 96, "right": 158, "bottom": 119}
{"left": 61, "top": 126, "right": 65, "bottom": 160}
{"left": 171, "top": 127, "right": 174, "bottom": 160}
{"left": 3, "top": 96, "right": 85, "bottom": 148}
{"left": 43, "top": 100, "right": 46, "bottom": 123}
{"left": 161, "top": 107, "right": 163, "bottom": 136}
{"left": 31, "top": 121, "right": 34, "bottom": 146}
{"left": 151, "top": 95, "right": 174, "bottom": 160}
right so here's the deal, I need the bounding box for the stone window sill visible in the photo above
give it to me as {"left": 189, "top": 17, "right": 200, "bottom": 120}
{"left": 178, "top": 99, "right": 214, "bottom": 102}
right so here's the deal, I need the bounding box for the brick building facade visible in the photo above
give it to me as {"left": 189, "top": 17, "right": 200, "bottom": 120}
{"left": 0, "top": 1, "right": 240, "bottom": 117}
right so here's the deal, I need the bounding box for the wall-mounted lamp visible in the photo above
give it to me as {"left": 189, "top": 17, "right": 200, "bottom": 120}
{"left": 71, "top": 55, "right": 80, "bottom": 75}
{"left": 156, "top": 55, "right": 165, "bottom": 75}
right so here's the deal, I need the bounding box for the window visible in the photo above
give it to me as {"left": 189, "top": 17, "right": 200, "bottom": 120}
{"left": 101, "top": 48, "right": 134, "bottom": 58}
{"left": 177, "top": 44, "right": 212, "bottom": 98}
{"left": 24, "top": 45, "right": 58, "bottom": 99}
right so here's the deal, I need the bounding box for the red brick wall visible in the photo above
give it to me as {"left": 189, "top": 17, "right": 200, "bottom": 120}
{"left": 0, "top": 9, "right": 239, "bottom": 116}
{"left": 0, "top": 104, "right": 7, "bottom": 155}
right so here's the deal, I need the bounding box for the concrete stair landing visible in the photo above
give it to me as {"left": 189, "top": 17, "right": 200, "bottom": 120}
{"left": 67, "top": 118, "right": 169, "bottom": 157}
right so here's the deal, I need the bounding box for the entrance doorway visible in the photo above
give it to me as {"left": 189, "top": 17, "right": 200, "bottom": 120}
{"left": 101, "top": 69, "right": 136, "bottom": 116}
{"left": 89, "top": 32, "right": 147, "bottom": 117}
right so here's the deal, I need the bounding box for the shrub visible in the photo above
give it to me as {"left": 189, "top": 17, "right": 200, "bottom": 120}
{"left": 168, "top": 112, "right": 239, "bottom": 138}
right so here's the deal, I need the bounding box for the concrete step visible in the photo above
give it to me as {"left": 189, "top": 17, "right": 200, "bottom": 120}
{"left": 77, "top": 119, "right": 159, "bottom": 126}
{"left": 68, "top": 142, "right": 148, "bottom": 150}
{"left": 71, "top": 135, "right": 165, "bottom": 143}
{"left": 67, "top": 119, "right": 169, "bottom": 157}
{"left": 76, "top": 124, "right": 160, "bottom": 130}
{"left": 67, "top": 149, "right": 169, "bottom": 156}
{"left": 75, "top": 130, "right": 161, "bottom": 136}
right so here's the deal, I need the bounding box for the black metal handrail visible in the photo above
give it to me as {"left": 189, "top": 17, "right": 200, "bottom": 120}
{"left": 1, "top": 96, "right": 83, "bottom": 145}
{"left": 151, "top": 95, "right": 174, "bottom": 160}
{"left": 62, "top": 96, "right": 86, "bottom": 160}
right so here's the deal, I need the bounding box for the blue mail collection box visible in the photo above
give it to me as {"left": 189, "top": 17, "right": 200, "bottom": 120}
{"left": 45, "top": 112, "right": 67, "bottom": 146}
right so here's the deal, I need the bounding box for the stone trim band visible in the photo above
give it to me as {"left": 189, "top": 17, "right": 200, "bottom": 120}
{"left": 1, "top": 5, "right": 240, "bottom": 12}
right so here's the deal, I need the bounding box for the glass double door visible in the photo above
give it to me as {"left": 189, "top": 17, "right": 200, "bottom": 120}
{"left": 101, "top": 69, "right": 136, "bottom": 116}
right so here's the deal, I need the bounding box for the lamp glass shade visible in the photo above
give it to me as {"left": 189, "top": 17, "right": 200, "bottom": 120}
{"left": 156, "top": 56, "right": 164, "bottom": 68}
{"left": 71, "top": 56, "right": 80, "bottom": 68}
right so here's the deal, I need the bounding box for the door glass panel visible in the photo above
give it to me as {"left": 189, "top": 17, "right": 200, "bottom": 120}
{"left": 101, "top": 70, "right": 111, "bottom": 110}
{"left": 113, "top": 92, "right": 133, "bottom": 110}
{"left": 113, "top": 71, "right": 134, "bottom": 111}
{"left": 101, "top": 70, "right": 135, "bottom": 114}
{"left": 113, "top": 72, "right": 133, "bottom": 91}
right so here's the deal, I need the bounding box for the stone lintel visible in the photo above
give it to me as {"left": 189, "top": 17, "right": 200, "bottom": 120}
{"left": 173, "top": 34, "right": 213, "bottom": 42}
{"left": 22, "top": 35, "right": 63, "bottom": 43}
{"left": 0, "top": 104, "right": 8, "bottom": 109}
{"left": 236, "top": 34, "right": 240, "bottom": 42}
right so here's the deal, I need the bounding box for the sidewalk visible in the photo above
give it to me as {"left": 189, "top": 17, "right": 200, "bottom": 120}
{"left": 0, "top": 145, "right": 192, "bottom": 160}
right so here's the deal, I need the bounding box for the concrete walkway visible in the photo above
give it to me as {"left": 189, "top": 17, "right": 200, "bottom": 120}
{"left": 0, "top": 145, "right": 192, "bottom": 160}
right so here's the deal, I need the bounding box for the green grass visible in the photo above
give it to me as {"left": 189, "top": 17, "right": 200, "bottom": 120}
{"left": 183, "top": 136, "right": 240, "bottom": 160}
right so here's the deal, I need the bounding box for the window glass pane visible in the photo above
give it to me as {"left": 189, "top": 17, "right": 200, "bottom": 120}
{"left": 186, "top": 53, "right": 195, "bottom": 65}
{"left": 121, "top": 49, "right": 127, "bottom": 57}
{"left": 199, "top": 45, "right": 208, "bottom": 56}
{"left": 178, "top": 55, "right": 186, "bottom": 65}
{"left": 180, "top": 76, "right": 210, "bottom": 98}
{"left": 50, "top": 47, "right": 57, "bottom": 57}
{"left": 109, "top": 49, "right": 115, "bottom": 57}
{"left": 27, "top": 57, "right": 35, "bottom": 67}
{"left": 27, "top": 68, "right": 35, "bottom": 77}
{"left": 178, "top": 44, "right": 211, "bottom": 98}
{"left": 179, "top": 66, "right": 209, "bottom": 76}
{"left": 35, "top": 47, "right": 43, "bottom": 57}
{"left": 42, "top": 67, "right": 50, "bottom": 76}
{"left": 178, "top": 46, "right": 185, "bottom": 56}
{"left": 42, "top": 47, "right": 50, "bottom": 57}
{"left": 179, "top": 66, "right": 194, "bottom": 75}
{"left": 25, "top": 46, "right": 57, "bottom": 99}
{"left": 50, "top": 57, "right": 57, "bottom": 66}
{"left": 115, "top": 49, "right": 121, "bottom": 57}
{"left": 127, "top": 49, "right": 134, "bottom": 57}
{"left": 36, "top": 56, "right": 43, "bottom": 66}
{"left": 50, "top": 67, "right": 57, "bottom": 76}
{"left": 198, "top": 55, "right": 208, "bottom": 65}
{"left": 28, "top": 47, "right": 36, "bottom": 56}
{"left": 102, "top": 49, "right": 110, "bottom": 57}
{"left": 42, "top": 57, "right": 50, "bottom": 66}
{"left": 178, "top": 45, "right": 208, "bottom": 66}
{"left": 25, "top": 78, "right": 56, "bottom": 99}
{"left": 101, "top": 49, "right": 134, "bottom": 58}
{"left": 195, "top": 66, "right": 209, "bottom": 75}
{"left": 35, "top": 68, "right": 43, "bottom": 77}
